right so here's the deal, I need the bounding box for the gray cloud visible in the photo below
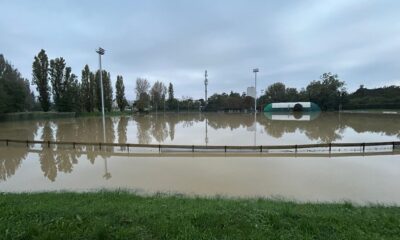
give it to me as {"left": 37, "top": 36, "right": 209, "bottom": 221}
{"left": 1, "top": 0, "right": 399, "bottom": 100}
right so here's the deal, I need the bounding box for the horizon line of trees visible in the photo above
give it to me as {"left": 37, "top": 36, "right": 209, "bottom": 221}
{"left": 2, "top": 50, "right": 400, "bottom": 114}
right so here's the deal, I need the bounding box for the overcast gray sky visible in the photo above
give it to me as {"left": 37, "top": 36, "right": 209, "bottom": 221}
{"left": 1, "top": 0, "right": 400, "bottom": 100}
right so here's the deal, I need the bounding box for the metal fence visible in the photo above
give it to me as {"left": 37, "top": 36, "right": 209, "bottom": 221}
{"left": 1, "top": 139, "right": 399, "bottom": 154}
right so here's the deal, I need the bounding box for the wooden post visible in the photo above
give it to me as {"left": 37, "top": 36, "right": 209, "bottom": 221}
{"left": 99, "top": 142, "right": 102, "bottom": 150}
{"left": 295, "top": 145, "right": 297, "bottom": 153}
{"left": 362, "top": 143, "right": 365, "bottom": 153}
{"left": 192, "top": 145, "right": 194, "bottom": 152}
{"left": 393, "top": 142, "right": 395, "bottom": 152}
{"left": 159, "top": 144, "right": 161, "bottom": 153}
{"left": 260, "top": 145, "right": 262, "bottom": 153}
{"left": 26, "top": 140, "right": 29, "bottom": 148}
{"left": 48, "top": 141, "right": 50, "bottom": 148}
{"left": 224, "top": 146, "right": 227, "bottom": 152}
{"left": 329, "top": 143, "right": 332, "bottom": 153}
{"left": 73, "top": 142, "right": 76, "bottom": 149}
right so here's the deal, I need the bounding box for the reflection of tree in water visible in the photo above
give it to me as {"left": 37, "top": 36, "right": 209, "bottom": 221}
{"left": 0, "top": 120, "right": 39, "bottom": 182}
{"left": 341, "top": 113, "right": 400, "bottom": 138}
{"left": 0, "top": 120, "right": 39, "bottom": 140}
{"left": 0, "top": 147, "right": 28, "bottom": 182}
{"left": 207, "top": 113, "right": 254, "bottom": 130}
{"left": 151, "top": 116, "right": 168, "bottom": 143}
{"left": 39, "top": 121, "right": 57, "bottom": 181}
{"left": 118, "top": 117, "right": 128, "bottom": 150}
{"left": 134, "top": 115, "right": 152, "bottom": 144}
{"left": 54, "top": 119, "right": 80, "bottom": 173}
{"left": 257, "top": 113, "right": 344, "bottom": 142}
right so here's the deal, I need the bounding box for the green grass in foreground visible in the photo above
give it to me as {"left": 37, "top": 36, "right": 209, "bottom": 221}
{"left": 0, "top": 192, "right": 399, "bottom": 240}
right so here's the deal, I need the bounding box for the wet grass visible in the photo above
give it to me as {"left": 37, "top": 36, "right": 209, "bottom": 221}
{"left": 0, "top": 191, "right": 399, "bottom": 239}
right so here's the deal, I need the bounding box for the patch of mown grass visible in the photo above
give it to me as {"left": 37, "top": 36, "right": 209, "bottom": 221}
{"left": 0, "top": 191, "right": 399, "bottom": 239}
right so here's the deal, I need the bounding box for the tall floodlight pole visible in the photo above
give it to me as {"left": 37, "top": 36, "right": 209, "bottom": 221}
{"left": 96, "top": 47, "right": 106, "bottom": 119}
{"left": 204, "top": 70, "right": 208, "bottom": 105}
{"left": 96, "top": 47, "right": 110, "bottom": 179}
{"left": 253, "top": 68, "right": 259, "bottom": 112}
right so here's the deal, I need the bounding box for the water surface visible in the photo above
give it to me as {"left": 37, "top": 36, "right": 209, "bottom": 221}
{"left": 1, "top": 112, "right": 400, "bottom": 204}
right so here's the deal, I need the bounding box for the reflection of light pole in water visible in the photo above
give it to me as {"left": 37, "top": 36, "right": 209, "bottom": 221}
{"left": 253, "top": 68, "right": 259, "bottom": 146}
{"left": 205, "top": 117, "right": 209, "bottom": 146}
{"left": 96, "top": 47, "right": 110, "bottom": 179}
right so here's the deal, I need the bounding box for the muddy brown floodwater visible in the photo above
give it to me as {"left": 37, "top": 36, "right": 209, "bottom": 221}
{"left": 1, "top": 112, "right": 400, "bottom": 204}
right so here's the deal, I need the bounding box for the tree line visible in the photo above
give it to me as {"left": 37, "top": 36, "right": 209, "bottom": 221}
{"left": 2, "top": 50, "right": 400, "bottom": 114}
{"left": 133, "top": 78, "right": 203, "bottom": 112}
{"left": 31, "top": 49, "right": 127, "bottom": 113}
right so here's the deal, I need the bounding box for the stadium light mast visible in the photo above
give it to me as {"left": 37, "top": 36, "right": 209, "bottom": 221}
{"left": 253, "top": 68, "right": 259, "bottom": 112}
{"left": 96, "top": 47, "right": 106, "bottom": 119}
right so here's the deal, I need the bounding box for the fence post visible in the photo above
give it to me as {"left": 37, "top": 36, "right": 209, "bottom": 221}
{"left": 73, "top": 142, "right": 76, "bottom": 149}
{"left": 48, "top": 141, "right": 50, "bottom": 148}
{"left": 224, "top": 146, "right": 227, "bottom": 152}
{"left": 99, "top": 142, "right": 102, "bottom": 150}
{"left": 192, "top": 145, "right": 194, "bottom": 152}
{"left": 260, "top": 145, "right": 262, "bottom": 153}
{"left": 393, "top": 142, "right": 395, "bottom": 152}
{"left": 329, "top": 143, "right": 332, "bottom": 153}
{"left": 362, "top": 143, "right": 365, "bottom": 153}
{"left": 295, "top": 145, "right": 297, "bottom": 153}
{"left": 159, "top": 144, "right": 161, "bottom": 153}
{"left": 26, "top": 140, "right": 29, "bottom": 148}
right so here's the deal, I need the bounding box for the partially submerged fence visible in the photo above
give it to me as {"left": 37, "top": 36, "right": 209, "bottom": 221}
{"left": 1, "top": 139, "right": 399, "bottom": 154}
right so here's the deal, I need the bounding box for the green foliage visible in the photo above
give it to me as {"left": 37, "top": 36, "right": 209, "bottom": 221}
{"left": 206, "top": 91, "right": 253, "bottom": 111}
{"left": 0, "top": 192, "right": 399, "bottom": 239}
{"left": 80, "top": 65, "right": 92, "bottom": 112}
{"left": 95, "top": 70, "right": 113, "bottom": 112}
{"left": 0, "top": 54, "right": 35, "bottom": 113}
{"left": 32, "top": 49, "right": 50, "bottom": 111}
{"left": 167, "top": 82, "right": 176, "bottom": 110}
{"left": 307, "top": 73, "right": 346, "bottom": 110}
{"left": 259, "top": 73, "right": 346, "bottom": 111}
{"left": 134, "top": 78, "right": 151, "bottom": 112}
{"left": 115, "top": 75, "right": 127, "bottom": 112}
{"left": 150, "top": 81, "right": 167, "bottom": 110}
{"left": 345, "top": 85, "right": 400, "bottom": 109}
{"left": 48, "top": 57, "right": 81, "bottom": 112}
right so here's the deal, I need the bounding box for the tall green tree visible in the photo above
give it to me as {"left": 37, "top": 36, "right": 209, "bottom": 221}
{"left": 32, "top": 49, "right": 50, "bottom": 111}
{"left": 135, "top": 78, "right": 150, "bottom": 112}
{"left": 151, "top": 81, "right": 166, "bottom": 110}
{"left": 80, "top": 65, "right": 92, "bottom": 112}
{"left": 0, "top": 54, "right": 34, "bottom": 113}
{"left": 265, "top": 82, "right": 286, "bottom": 102}
{"left": 168, "top": 82, "right": 174, "bottom": 101}
{"left": 48, "top": 57, "right": 81, "bottom": 112}
{"left": 167, "top": 82, "right": 175, "bottom": 109}
{"left": 49, "top": 57, "right": 66, "bottom": 110}
{"left": 95, "top": 70, "right": 113, "bottom": 112}
{"left": 115, "top": 75, "right": 127, "bottom": 111}
{"left": 306, "top": 72, "right": 346, "bottom": 110}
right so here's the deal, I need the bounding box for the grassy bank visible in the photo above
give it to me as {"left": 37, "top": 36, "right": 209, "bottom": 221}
{"left": 0, "top": 192, "right": 399, "bottom": 239}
